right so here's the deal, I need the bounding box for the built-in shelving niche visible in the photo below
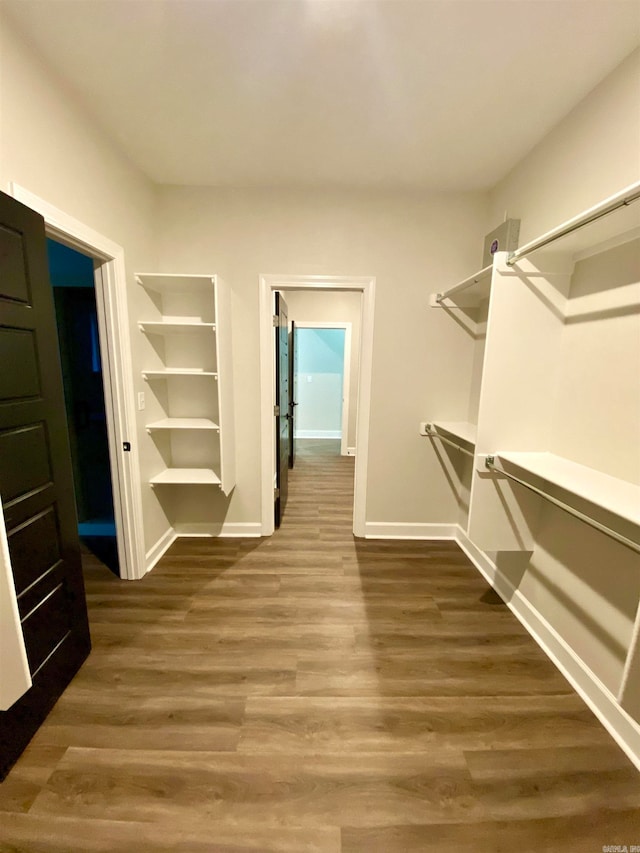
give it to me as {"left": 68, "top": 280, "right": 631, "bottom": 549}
{"left": 137, "top": 273, "right": 236, "bottom": 504}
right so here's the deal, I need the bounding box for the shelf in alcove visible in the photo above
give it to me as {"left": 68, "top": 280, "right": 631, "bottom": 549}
{"left": 142, "top": 368, "right": 218, "bottom": 379}
{"left": 136, "top": 273, "right": 216, "bottom": 293}
{"left": 150, "top": 468, "right": 221, "bottom": 485}
{"left": 139, "top": 320, "right": 216, "bottom": 335}
{"left": 146, "top": 418, "right": 220, "bottom": 431}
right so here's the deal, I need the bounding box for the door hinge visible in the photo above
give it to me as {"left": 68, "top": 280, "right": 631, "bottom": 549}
{"left": 274, "top": 405, "right": 280, "bottom": 417}
{"left": 273, "top": 314, "right": 279, "bottom": 327}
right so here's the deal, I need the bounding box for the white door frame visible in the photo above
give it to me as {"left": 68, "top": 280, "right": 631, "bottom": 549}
{"left": 293, "top": 321, "right": 353, "bottom": 456}
{"left": 259, "top": 274, "right": 375, "bottom": 538}
{"left": 9, "top": 184, "right": 145, "bottom": 580}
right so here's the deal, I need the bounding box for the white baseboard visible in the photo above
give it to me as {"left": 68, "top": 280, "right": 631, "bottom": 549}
{"left": 145, "top": 527, "right": 177, "bottom": 574}
{"left": 294, "top": 430, "right": 341, "bottom": 439}
{"left": 173, "top": 522, "right": 263, "bottom": 538}
{"left": 455, "top": 526, "right": 640, "bottom": 772}
{"left": 346, "top": 446, "right": 356, "bottom": 456}
{"left": 364, "top": 522, "right": 457, "bottom": 540}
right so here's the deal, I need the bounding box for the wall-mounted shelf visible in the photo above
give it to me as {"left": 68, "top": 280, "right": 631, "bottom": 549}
{"left": 507, "top": 182, "right": 640, "bottom": 266}
{"left": 139, "top": 321, "right": 216, "bottom": 335}
{"left": 150, "top": 468, "right": 221, "bottom": 486}
{"left": 135, "top": 273, "right": 216, "bottom": 293}
{"left": 142, "top": 369, "right": 218, "bottom": 379}
{"left": 146, "top": 418, "right": 219, "bottom": 431}
{"left": 425, "top": 421, "right": 476, "bottom": 457}
{"left": 431, "top": 421, "right": 477, "bottom": 449}
{"left": 482, "top": 452, "right": 640, "bottom": 554}
{"left": 429, "top": 264, "right": 492, "bottom": 307}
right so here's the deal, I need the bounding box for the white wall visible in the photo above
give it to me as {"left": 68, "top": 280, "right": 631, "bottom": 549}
{"left": 480, "top": 49, "right": 640, "bottom": 711}
{"left": 490, "top": 48, "right": 640, "bottom": 239}
{"left": 285, "top": 289, "right": 362, "bottom": 450}
{"left": 156, "top": 187, "right": 489, "bottom": 530}
{"left": 0, "top": 13, "right": 170, "bottom": 555}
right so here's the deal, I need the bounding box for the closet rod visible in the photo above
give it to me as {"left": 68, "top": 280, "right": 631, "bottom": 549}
{"left": 485, "top": 456, "right": 640, "bottom": 555}
{"left": 507, "top": 185, "right": 640, "bottom": 266}
{"left": 435, "top": 264, "right": 492, "bottom": 304}
{"left": 426, "top": 430, "right": 475, "bottom": 458}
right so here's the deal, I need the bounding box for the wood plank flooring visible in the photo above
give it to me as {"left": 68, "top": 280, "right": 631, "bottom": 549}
{"left": 1, "top": 439, "right": 638, "bottom": 851}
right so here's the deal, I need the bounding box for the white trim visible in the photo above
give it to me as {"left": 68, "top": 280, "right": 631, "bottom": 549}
{"left": 260, "top": 275, "right": 375, "bottom": 538}
{"left": 364, "top": 522, "right": 458, "bottom": 540}
{"left": 294, "top": 430, "right": 341, "bottom": 440}
{"left": 9, "top": 184, "right": 145, "bottom": 581}
{"left": 346, "top": 446, "right": 356, "bottom": 457}
{"left": 292, "top": 320, "right": 352, "bottom": 456}
{"left": 145, "top": 528, "right": 177, "bottom": 574}
{"left": 455, "top": 526, "right": 640, "bottom": 772}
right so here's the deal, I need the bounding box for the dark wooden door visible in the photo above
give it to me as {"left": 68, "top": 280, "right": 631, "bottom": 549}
{"left": 0, "top": 191, "right": 91, "bottom": 780}
{"left": 288, "top": 319, "right": 296, "bottom": 469}
{"left": 274, "top": 292, "right": 289, "bottom": 528}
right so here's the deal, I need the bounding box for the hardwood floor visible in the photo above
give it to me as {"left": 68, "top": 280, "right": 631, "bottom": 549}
{"left": 1, "top": 439, "right": 638, "bottom": 851}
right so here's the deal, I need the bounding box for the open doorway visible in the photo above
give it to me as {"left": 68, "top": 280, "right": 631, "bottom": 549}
{"left": 260, "top": 275, "right": 376, "bottom": 537}
{"left": 293, "top": 323, "right": 352, "bottom": 457}
{"left": 48, "top": 239, "right": 118, "bottom": 575}
{"left": 10, "top": 184, "right": 145, "bottom": 580}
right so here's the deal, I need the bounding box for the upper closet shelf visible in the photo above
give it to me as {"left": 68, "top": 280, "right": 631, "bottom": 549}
{"left": 485, "top": 451, "right": 640, "bottom": 552}
{"left": 136, "top": 273, "right": 216, "bottom": 293}
{"left": 431, "top": 421, "right": 476, "bottom": 447}
{"left": 430, "top": 264, "right": 492, "bottom": 307}
{"left": 138, "top": 320, "right": 216, "bottom": 335}
{"left": 425, "top": 421, "right": 477, "bottom": 456}
{"left": 507, "top": 181, "right": 640, "bottom": 266}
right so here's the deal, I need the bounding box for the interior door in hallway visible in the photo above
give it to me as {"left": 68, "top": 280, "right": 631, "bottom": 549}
{"left": 274, "top": 291, "right": 289, "bottom": 527}
{"left": 0, "top": 190, "right": 91, "bottom": 779}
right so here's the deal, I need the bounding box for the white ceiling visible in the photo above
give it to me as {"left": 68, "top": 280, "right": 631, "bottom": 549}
{"left": 4, "top": 0, "right": 639, "bottom": 190}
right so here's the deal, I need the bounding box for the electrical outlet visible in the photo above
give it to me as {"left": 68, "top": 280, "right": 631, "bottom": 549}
{"left": 137, "top": 392, "right": 145, "bottom": 411}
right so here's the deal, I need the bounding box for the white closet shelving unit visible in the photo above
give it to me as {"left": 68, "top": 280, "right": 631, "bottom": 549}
{"left": 136, "top": 273, "right": 235, "bottom": 495}
{"left": 426, "top": 257, "right": 491, "bottom": 530}
{"left": 427, "top": 180, "right": 640, "bottom": 744}
{"left": 467, "top": 183, "right": 640, "bottom": 554}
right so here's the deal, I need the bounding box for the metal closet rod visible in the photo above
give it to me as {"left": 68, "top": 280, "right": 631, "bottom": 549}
{"left": 426, "top": 429, "right": 475, "bottom": 458}
{"left": 485, "top": 456, "right": 640, "bottom": 555}
{"left": 507, "top": 187, "right": 640, "bottom": 266}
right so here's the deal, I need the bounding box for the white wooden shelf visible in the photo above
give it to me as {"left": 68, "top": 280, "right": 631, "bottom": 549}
{"left": 146, "top": 418, "right": 219, "bottom": 431}
{"left": 142, "top": 368, "right": 218, "bottom": 379}
{"left": 508, "top": 181, "right": 640, "bottom": 264}
{"left": 430, "top": 264, "right": 492, "bottom": 307}
{"left": 136, "top": 273, "right": 216, "bottom": 293}
{"left": 139, "top": 320, "right": 216, "bottom": 335}
{"left": 431, "top": 421, "right": 477, "bottom": 449}
{"left": 494, "top": 452, "right": 640, "bottom": 533}
{"left": 150, "top": 468, "right": 222, "bottom": 485}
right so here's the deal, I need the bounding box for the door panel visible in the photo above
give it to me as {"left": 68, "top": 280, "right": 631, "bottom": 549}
{"left": 274, "top": 292, "right": 289, "bottom": 528}
{"left": 0, "top": 190, "right": 90, "bottom": 780}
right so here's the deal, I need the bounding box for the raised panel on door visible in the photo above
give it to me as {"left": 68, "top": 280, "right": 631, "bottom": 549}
{"left": 0, "top": 190, "right": 90, "bottom": 780}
